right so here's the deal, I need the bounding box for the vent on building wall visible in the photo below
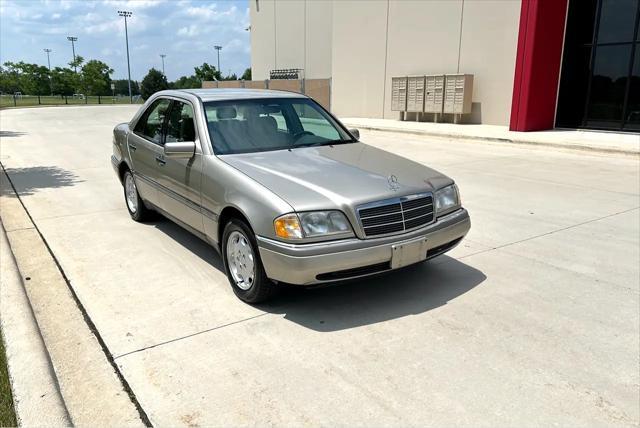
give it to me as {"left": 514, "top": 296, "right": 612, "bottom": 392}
{"left": 270, "top": 68, "right": 304, "bottom": 80}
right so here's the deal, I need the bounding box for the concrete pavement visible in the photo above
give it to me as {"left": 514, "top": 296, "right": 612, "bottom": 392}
{"left": 0, "top": 105, "right": 638, "bottom": 426}
{"left": 342, "top": 117, "right": 640, "bottom": 155}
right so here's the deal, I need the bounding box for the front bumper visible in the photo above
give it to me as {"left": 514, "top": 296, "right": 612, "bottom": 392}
{"left": 257, "top": 208, "right": 471, "bottom": 285}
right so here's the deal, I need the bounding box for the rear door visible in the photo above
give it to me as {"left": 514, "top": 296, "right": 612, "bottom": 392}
{"left": 128, "top": 98, "right": 171, "bottom": 208}
{"left": 155, "top": 99, "right": 204, "bottom": 233}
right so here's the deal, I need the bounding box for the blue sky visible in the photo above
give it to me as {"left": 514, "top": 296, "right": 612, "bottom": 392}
{"left": 0, "top": 0, "right": 251, "bottom": 81}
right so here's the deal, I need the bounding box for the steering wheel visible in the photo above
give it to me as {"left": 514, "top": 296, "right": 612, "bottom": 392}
{"left": 292, "top": 131, "right": 314, "bottom": 142}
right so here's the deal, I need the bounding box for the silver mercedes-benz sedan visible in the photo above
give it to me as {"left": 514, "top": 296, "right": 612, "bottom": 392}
{"left": 111, "top": 89, "right": 471, "bottom": 303}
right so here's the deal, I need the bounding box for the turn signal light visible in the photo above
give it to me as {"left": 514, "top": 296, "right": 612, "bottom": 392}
{"left": 274, "top": 214, "right": 303, "bottom": 239}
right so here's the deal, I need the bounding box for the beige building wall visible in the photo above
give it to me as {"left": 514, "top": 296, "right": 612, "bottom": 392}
{"left": 457, "top": 0, "right": 521, "bottom": 125}
{"left": 331, "top": 0, "right": 388, "bottom": 118}
{"left": 305, "top": 0, "right": 333, "bottom": 79}
{"left": 250, "top": 0, "right": 276, "bottom": 80}
{"left": 250, "top": 0, "right": 332, "bottom": 80}
{"left": 250, "top": 0, "right": 521, "bottom": 126}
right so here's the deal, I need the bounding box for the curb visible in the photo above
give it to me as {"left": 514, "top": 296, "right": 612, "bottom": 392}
{"left": 0, "top": 166, "right": 149, "bottom": 427}
{"left": 0, "top": 224, "right": 72, "bottom": 427}
{"left": 342, "top": 122, "right": 640, "bottom": 157}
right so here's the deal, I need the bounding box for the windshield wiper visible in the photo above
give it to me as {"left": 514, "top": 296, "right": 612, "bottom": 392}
{"left": 307, "top": 139, "right": 355, "bottom": 147}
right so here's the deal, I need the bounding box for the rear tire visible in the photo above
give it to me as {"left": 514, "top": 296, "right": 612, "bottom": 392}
{"left": 222, "top": 219, "right": 277, "bottom": 303}
{"left": 123, "top": 170, "right": 152, "bottom": 222}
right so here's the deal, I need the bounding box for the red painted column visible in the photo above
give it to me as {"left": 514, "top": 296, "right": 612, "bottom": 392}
{"left": 509, "top": 0, "right": 568, "bottom": 131}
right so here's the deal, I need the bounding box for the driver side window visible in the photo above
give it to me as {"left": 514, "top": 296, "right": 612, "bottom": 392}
{"left": 166, "top": 101, "right": 196, "bottom": 143}
{"left": 134, "top": 98, "right": 171, "bottom": 145}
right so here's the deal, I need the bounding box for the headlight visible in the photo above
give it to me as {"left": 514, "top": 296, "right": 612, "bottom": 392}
{"left": 435, "top": 184, "right": 460, "bottom": 215}
{"left": 274, "top": 211, "right": 352, "bottom": 240}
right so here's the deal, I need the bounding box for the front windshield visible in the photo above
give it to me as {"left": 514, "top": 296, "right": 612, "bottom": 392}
{"left": 203, "top": 98, "right": 354, "bottom": 155}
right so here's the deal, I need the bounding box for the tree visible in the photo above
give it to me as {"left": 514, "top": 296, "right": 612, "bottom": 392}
{"left": 0, "top": 63, "right": 21, "bottom": 93}
{"left": 113, "top": 79, "right": 140, "bottom": 96}
{"left": 50, "top": 67, "right": 78, "bottom": 95}
{"left": 222, "top": 73, "right": 238, "bottom": 81}
{"left": 170, "top": 75, "right": 201, "bottom": 89}
{"left": 81, "top": 60, "right": 113, "bottom": 95}
{"left": 68, "top": 55, "right": 84, "bottom": 72}
{"left": 1, "top": 61, "right": 50, "bottom": 95}
{"left": 140, "top": 68, "right": 168, "bottom": 100}
{"left": 193, "top": 63, "right": 221, "bottom": 82}
{"left": 241, "top": 68, "right": 251, "bottom": 81}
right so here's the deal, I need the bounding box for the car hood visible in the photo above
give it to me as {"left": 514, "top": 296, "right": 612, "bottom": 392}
{"left": 219, "top": 142, "right": 453, "bottom": 212}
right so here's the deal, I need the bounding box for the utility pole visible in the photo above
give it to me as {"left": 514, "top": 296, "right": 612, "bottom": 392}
{"left": 118, "top": 10, "right": 133, "bottom": 103}
{"left": 66, "top": 36, "right": 77, "bottom": 72}
{"left": 44, "top": 48, "right": 53, "bottom": 95}
{"left": 160, "top": 54, "right": 166, "bottom": 76}
{"left": 214, "top": 45, "right": 222, "bottom": 76}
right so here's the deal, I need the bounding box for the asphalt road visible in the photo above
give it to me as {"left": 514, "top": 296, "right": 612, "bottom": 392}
{"left": 1, "top": 106, "right": 638, "bottom": 427}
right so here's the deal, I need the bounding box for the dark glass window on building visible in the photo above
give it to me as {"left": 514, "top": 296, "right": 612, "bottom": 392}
{"left": 556, "top": 0, "right": 640, "bottom": 132}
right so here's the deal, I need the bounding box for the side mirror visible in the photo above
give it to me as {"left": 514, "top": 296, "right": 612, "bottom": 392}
{"left": 349, "top": 128, "right": 360, "bottom": 140}
{"left": 164, "top": 141, "right": 195, "bottom": 158}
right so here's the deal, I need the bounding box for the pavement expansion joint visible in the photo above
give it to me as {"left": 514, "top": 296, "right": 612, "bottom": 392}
{"left": 113, "top": 313, "right": 270, "bottom": 360}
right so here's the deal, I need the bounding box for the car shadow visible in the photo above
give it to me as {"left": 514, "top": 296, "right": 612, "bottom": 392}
{"left": 151, "top": 217, "right": 485, "bottom": 332}
{"left": 0, "top": 130, "right": 27, "bottom": 138}
{"left": 2, "top": 166, "right": 81, "bottom": 196}
{"left": 260, "top": 257, "right": 486, "bottom": 332}
{"left": 153, "top": 219, "right": 224, "bottom": 271}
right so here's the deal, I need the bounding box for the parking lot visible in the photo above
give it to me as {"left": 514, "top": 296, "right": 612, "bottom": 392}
{"left": 1, "top": 105, "right": 638, "bottom": 426}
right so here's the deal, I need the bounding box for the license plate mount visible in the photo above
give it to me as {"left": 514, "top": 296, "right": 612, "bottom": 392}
{"left": 390, "top": 237, "right": 428, "bottom": 269}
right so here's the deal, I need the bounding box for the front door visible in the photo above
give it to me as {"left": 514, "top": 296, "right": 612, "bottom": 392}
{"left": 155, "top": 99, "right": 204, "bottom": 233}
{"left": 128, "top": 98, "right": 171, "bottom": 208}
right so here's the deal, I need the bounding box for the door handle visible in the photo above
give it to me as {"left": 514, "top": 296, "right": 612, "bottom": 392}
{"left": 128, "top": 143, "right": 137, "bottom": 152}
{"left": 155, "top": 155, "right": 166, "bottom": 166}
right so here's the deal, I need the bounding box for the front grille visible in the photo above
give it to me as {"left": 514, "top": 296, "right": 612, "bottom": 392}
{"left": 358, "top": 193, "right": 434, "bottom": 237}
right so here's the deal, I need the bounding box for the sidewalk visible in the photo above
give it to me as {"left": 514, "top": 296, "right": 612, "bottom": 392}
{"left": 340, "top": 117, "right": 640, "bottom": 156}
{"left": 1, "top": 225, "right": 71, "bottom": 427}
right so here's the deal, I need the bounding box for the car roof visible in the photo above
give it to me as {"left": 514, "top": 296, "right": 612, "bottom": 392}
{"left": 161, "top": 88, "right": 308, "bottom": 102}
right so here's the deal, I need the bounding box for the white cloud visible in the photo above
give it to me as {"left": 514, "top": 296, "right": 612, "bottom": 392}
{"left": 51, "top": 12, "right": 61, "bottom": 19}
{"left": 101, "top": 47, "right": 123, "bottom": 56}
{"left": 84, "top": 19, "right": 121, "bottom": 35}
{"left": 102, "top": 0, "right": 166, "bottom": 9}
{"left": 177, "top": 25, "right": 200, "bottom": 37}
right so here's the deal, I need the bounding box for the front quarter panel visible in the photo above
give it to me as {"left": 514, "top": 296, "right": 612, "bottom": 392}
{"left": 200, "top": 155, "right": 294, "bottom": 245}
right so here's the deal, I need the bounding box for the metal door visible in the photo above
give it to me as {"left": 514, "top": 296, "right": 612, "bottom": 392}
{"left": 155, "top": 100, "right": 204, "bottom": 233}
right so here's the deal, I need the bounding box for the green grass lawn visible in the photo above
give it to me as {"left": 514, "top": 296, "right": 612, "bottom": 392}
{"left": 0, "top": 95, "right": 142, "bottom": 108}
{"left": 0, "top": 332, "right": 17, "bottom": 427}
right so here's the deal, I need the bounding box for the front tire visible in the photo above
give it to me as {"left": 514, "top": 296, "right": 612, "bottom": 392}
{"left": 123, "top": 170, "right": 152, "bottom": 222}
{"left": 222, "top": 219, "right": 277, "bottom": 303}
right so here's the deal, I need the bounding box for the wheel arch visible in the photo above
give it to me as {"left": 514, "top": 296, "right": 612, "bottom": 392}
{"left": 117, "top": 160, "right": 133, "bottom": 184}
{"left": 217, "top": 206, "right": 255, "bottom": 250}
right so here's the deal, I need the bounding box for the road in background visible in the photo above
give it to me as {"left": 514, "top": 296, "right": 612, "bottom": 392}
{"left": 1, "top": 106, "right": 638, "bottom": 426}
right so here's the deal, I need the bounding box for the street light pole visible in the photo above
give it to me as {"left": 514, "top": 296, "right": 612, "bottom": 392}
{"left": 66, "top": 36, "right": 77, "bottom": 72}
{"left": 160, "top": 54, "right": 166, "bottom": 76}
{"left": 44, "top": 48, "right": 53, "bottom": 95}
{"left": 214, "top": 45, "right": 222, "bottom": 76}
{"left": 118, "top": 10, "right": 133, "bottom": 103}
